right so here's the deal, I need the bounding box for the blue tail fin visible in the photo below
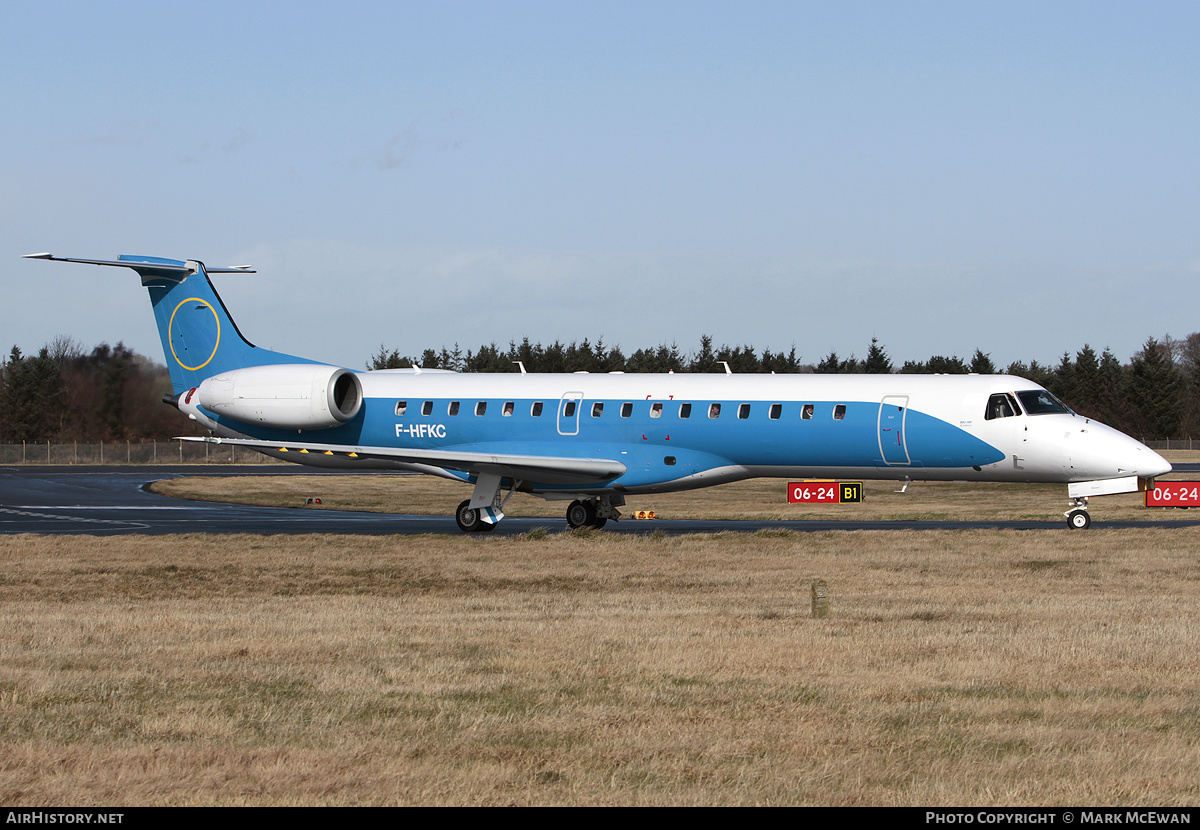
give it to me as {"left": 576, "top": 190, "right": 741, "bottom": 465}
{"left": 25, "top": 253, "right": 316, "bottom": 393}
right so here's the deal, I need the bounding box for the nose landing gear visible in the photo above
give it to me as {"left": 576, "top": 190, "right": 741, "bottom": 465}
{"left": 1065, "top": 497, "right": 1091, "bottom": 529}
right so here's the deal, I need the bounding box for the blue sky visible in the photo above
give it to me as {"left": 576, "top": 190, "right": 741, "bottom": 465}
{"left": 4, "top": 1, "right": 1198, "bottom": 370}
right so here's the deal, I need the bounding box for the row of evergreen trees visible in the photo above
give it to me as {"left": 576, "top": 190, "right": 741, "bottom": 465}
{"left": 2, "top": 333, "right": 1196, "bottom": 443}
{"left": 369, "top": 335, "right": 809, "bottom": 376}
{"left": 370, "top": 335, "right": 1010, "bottom": 376}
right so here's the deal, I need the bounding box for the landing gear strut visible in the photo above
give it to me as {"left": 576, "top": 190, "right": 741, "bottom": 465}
{"left": 1065, "top": 497, "right": 1091, "bottom": 530}
{"left": 453, "top": 473, "right": 522, "bottom": 533}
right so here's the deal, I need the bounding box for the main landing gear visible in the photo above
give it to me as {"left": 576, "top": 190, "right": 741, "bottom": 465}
{"left": 456, "top": 499, "right": 496, "bottom": 533}
{"left": 1065, "top": 497, "right": 1091, "bottom": 530}
{"left": 565, "top": 496, "right": 623, "bottom": 530}
{"left": 455, "top": 472, "right": 516, "bottom": 533}
{"left": 454, "top": 485, "right": 624, "bottom": 533}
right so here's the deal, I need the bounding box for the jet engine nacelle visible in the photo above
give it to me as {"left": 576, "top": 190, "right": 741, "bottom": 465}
{"left": 195, "top": 364, "right": 363, "bottom": 430}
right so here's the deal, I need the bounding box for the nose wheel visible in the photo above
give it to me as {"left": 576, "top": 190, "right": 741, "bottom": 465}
{"left": 1065, "top": 497, "right": 1091, "bottom": 530}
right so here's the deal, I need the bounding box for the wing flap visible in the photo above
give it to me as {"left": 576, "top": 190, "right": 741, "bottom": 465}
{"left": 179, "top": 436, "right": 626, "bottom": 485}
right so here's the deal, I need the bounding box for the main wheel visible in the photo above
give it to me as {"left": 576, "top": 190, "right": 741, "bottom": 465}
{"left": 456, "top": 499, "right": 484, "bottom": 532}
{"left": 1067, "top": 509, "right": 1091, "bottom": 530}
{"left": 566, "top": 499, "right": 596, "bottom": 529}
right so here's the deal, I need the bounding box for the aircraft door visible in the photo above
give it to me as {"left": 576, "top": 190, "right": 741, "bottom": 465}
{"left": 558, "top": 392, "right": 583, "bottom": 436}
{"left": 878, "top": 395, "right": 910, "bottom": 465}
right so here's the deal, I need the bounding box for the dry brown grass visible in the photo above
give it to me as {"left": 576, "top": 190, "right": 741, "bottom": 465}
{"left": 2, "top": 528, "right": 1199, "bottom": 805}
{"left": 150, "top": 448, "right": 1200, "bottom": 523}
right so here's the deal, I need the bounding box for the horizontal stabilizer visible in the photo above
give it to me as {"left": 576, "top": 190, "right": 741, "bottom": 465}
{"left": 23, "top": 253, "right": 255, "bottom": 274}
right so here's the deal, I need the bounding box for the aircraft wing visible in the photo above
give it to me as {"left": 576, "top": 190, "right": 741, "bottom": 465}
{"left": 180, "top": 436, "right": 627, "bottom": 485}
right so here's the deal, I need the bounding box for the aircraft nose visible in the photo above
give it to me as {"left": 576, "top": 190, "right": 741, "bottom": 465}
{"left": 1140, "top": 447, "right": 1172, "bottom": 478}
{"left": 1066, "top": 423, "right": 1173, "bottom": 480}
{"left": 1111, "top": 432, "right": 1171, "bottom": 478}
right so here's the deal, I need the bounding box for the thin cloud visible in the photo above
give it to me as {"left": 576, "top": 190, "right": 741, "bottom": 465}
{"left": 376, "top": 114, "right": 464, "bottom": 170}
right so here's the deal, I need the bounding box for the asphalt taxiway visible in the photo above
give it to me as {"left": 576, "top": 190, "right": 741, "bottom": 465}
{"left": 2, "top": 465, "right": 1199, "bottom": 536}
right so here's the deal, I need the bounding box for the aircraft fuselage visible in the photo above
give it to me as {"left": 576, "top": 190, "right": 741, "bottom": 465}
{"left": 195, "top": 371, "right": 1167, "bottom": 496}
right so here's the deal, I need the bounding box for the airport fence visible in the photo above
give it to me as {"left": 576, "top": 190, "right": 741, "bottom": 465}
{"left": 1144, "top": 439, "right": 1199, "bottom": 451}
{"left": 0, "top": 441, "right": 285, "bottom": 465}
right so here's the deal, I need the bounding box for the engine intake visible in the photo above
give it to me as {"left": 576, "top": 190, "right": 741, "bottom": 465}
{"left": 196, "top": 364, "right": 363, "bottom": 430}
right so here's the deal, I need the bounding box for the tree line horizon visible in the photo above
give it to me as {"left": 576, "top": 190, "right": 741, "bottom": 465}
{"left": 2, "top": 332, "right": 1197, "bottom": 444}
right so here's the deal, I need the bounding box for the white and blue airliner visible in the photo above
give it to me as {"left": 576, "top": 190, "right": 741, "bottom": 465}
{"left": 26, "top": 253, "right": 1172, "bottom": 531}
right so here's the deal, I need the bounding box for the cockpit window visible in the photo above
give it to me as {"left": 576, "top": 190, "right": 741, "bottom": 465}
{"left": 985, "top": 393, "right": 1016, "bottom": 420}
{"left": 1016, "top": 389, "right": 1074, "bottom": 416}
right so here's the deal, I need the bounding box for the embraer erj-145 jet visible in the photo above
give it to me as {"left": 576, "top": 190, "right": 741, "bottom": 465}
{"left": 26, "top": 253, "right": 1172, "bottom": 531}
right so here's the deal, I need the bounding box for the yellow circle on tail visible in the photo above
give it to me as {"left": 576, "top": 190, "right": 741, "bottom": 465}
{"left": 168, "top": 298, "right": 221, "bottom": 371}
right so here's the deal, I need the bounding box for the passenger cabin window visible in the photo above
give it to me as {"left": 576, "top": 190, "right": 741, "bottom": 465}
{"left": 738, "top": 403, "right": 751, "bottom": 419}
{"left": 984, "top": 393, "right": 1021, "bottom": 420}
{"left": 833, "top": 404, "right": 846, "bottom": 420}
{"left": 421, "top": 401, "right": 433, "bottom": 416}
{"left": 801, "top": 404, "right": 814, "bottom": 420}
{"left": 650, "top": 403, "right": 663, "bottom": 418}
{"left": 679, "top": 403, "right": 692, "bottom": 418}
{"left": 709, "top": 403, "right": 721, "bottom": 419}
{"left": 621, "top": 402, "right": 633, "bottom": 418}
{"left": 448, "top": 401, "right": 460, "bottom": 416}
{"left": 475, "top": 401, "right": 487, "bottom": 416}
{"left": 1016, "top": 390, "right": 1073, "bottom": 415}
{"left": 395, "top": 401, "right": 407, "bottom": 416}
{"left": 563, "top": 400, "right": 577, "bottom": 417}
{"left": 592, "top": 402, "right": 604, "bottom": 417}
{"left": 769, "top": 404, "right": 782, "bottom": 420}
{"left": 503, "top": 401, "right": 514, "bottom": 416}
{"left": 531, "top": 401, "right": 544, "bottom": 417}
